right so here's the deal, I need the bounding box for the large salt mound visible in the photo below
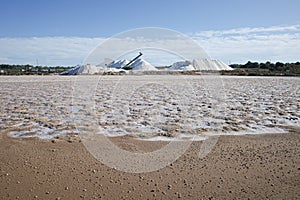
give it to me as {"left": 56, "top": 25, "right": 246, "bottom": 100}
{"left": 130, "top": 58, "right": 158, "bottom": 71}
{"left": 107, "top": 59, "right": 129, "bottom": 69}
{"left": 61, "top": 58, "right": 157, "bottom": 75}
{"left": 168, "top": 59, "right": 233, "bottom": 71}
{"left": 192, "top": 59, "right": 233, "bottom": 71}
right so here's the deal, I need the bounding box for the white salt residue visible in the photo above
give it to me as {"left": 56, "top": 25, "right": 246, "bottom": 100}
{"left": 8, "top": 128, "right": 72, "bottom": 139}
{"left": 0, "top": 75, "right": 299, "bottom": 140}
{"left": 94, "top": 76, "right": 299, "bottom": 139}
{"left": 139, "top": 134, "right": 208, "bottom": 141}
{"left": 7, "top": 121, "right": 78, "bottom": 139}
{"left": 139, "top": 128, "right": 287, "bottom": 141}
{"left": 0, "top": 76, "right": 79, "bottom": 139}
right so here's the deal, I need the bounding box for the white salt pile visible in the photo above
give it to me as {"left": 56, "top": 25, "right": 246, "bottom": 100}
{"left": 130, "top": 58, "right": 158, "bottom": 71}
{"left": 169, "top": 60, "right": 195, "bottom": 70}
{"left": 61, "top": 58, "right": 232, "bottom": 75}
{"left": 169, "top": 59, "right": 233, "bottom": 71}
{"left": 61, "top": 64, "right": 99, "bottom": 75}
{"left": 107, "top": 59, "right": 129, "bottom": 69}
{"left": 193, "top": 59, "right": 233, "bottom": 71}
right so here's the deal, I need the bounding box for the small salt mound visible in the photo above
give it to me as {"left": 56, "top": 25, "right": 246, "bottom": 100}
{"left": 81, "top": 64, "right": 100, "bottom": 74}
{"left": 131, "top": 58, "right": 158, "bottom": 71}
{"left": 61, "top": 64, "right": 99, "bottom": 75}
{"left": 61, "top": 65, "right": 83, "bottom": 75}
{"left": 169, "top": 60, "right": 195, "bottom": 71}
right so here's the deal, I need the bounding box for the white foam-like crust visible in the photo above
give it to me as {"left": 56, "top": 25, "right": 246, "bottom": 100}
{"left": 0, "top": 75, "right": 299, "bottom": 140}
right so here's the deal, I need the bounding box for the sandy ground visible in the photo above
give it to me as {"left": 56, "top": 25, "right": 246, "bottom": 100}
{"left": 0, "top": 131, "right": 299, "bottom": 200}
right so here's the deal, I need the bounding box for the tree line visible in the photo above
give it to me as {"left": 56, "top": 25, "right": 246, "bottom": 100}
{"left": 0, "top": 64, "right": 72, "bottom": 75}
{"left": 227, "top": 61, "right": 300, "bottom": 76}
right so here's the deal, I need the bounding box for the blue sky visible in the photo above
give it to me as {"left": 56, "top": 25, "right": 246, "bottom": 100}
{"left": 0, "top": 0, "right": 300, "bottom": 65}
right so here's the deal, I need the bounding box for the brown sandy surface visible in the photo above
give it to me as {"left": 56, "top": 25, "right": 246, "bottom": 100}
{"left": 0, "top": 132, "right": 299, "bottom": 200}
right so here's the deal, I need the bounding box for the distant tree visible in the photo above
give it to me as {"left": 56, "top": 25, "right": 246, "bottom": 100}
{"left": 275, "top": 62, "right": 284, "bottom": 68}
{"left": 260, "top": 63, "right": 267, "bottom": 69}
{"left": 244, "top": 61, "right": 253, "bottom": 68}
{"left": 252, "top": 62, "right": 259, "bottom": 68}
{"left": 229, "top": 64, "right": 241, "bottom": 68}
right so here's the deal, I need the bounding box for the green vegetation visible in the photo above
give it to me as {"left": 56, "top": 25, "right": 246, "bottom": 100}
{"left": 223, "top": 61, "right": 300, "bottom": 76}
{"left": 0, "top": 64, "right": 72, "bottom": 75}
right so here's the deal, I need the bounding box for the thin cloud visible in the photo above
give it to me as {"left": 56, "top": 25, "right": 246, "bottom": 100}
{"left": 196, "top": 25, "right": 300, "bottom": 38}
{"left": 194, "top": 25, "right": 300, "bottom": 64}
{"left": 0, "top": 37, "right": 104, "bottom": 66}
{"left": 0, "top": 25, "right": 299, "bottom": 66}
